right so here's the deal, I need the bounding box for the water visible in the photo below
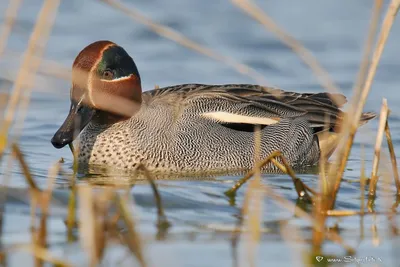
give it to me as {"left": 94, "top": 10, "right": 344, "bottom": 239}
{"left": 0, "top": 0, "right": 399, "bottom": 266}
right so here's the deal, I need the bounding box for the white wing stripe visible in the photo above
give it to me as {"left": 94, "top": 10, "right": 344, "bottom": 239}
{"left": 201, "top": 111, "right": 280, "bottom": 125}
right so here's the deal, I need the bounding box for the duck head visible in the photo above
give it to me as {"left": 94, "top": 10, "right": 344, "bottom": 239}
{"left": 51, "top": 40, "right": 142, "bottom": 149}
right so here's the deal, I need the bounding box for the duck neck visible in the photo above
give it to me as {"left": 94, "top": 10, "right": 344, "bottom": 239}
{"left": 92, "top": 110, "right": 131, "bottom": 125}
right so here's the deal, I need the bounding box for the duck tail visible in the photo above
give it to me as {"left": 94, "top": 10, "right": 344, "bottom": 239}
{"left": 316, "top": 131, "right": 339, "bottom": 159}
{"left": 358, "top": 112, "right": 377, "bottom": 126}
{"left": 317, "top": 111, "right": 376, "bottom": 158}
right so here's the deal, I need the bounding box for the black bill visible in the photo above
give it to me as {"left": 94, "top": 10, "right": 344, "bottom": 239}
{"left": 51, "top": 100, "right": 95, "bottom": 149}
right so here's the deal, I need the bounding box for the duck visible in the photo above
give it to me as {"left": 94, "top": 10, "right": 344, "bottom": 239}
{"left": 51, "top": 40, "right": 376, "bottom": 174}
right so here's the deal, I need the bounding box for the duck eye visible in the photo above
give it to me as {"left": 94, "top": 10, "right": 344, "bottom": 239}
{"left": 103, "top": 69, "right": 114, "bottom": 80}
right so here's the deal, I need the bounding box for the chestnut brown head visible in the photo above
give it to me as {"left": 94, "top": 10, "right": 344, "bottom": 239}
{"left": 51, "top": 40, "right": 142, "bottom": 149}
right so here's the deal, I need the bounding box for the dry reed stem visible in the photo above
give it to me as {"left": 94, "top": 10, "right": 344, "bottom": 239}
{"left": 11, "top": 0, "right": 60, "bottom": 141}
{"left": 0, "top": 0, "right": 23, "bottom": 58}
{"left": 318, "top": 145, "right": 328, "bottom": 194}
{"left": 100, "top": 0, "right": 268, "bottom": 85}
{"left": 78, "top": 185, "right": 105, "bottom": 267}
{"left": 269, "top": 157, "right": 317, "bottom": 196}
{"left": 11, "top": 245, "right": 72, "bottom": 267}
{"left": 11, "top": 144, "right": 39, "bottom": 191}
{"left": 368, "top": 99, "right": 388, "bottom": 197}
{"left": 360, "top": 145, "right": 366, "bottom": 215}
{"left": 333, "top": 1, "right": 383, "bottom": 175}
{"left": 262, "top": 186, "right": 354, "bottom": 252}
{"left": 319, "top": 115, "right": 332, "bottom": 192}
{"left": 231, "top": 0, "right": 342, "bottom": 98}
{"left": 225, "top": 151, "right": 281, "bottom": 197}
{"left": 312, "top": 192, "right": 326, "bottom": 253}
{"left": 311, "top": 116, "right": 332, "bottom": 253}
{"left": 372, "top": 218, "right": 380, "bottom": 246}
{"left": 352, "top": 0, "right": 384, "bottom": 95}
{"left": 381, "top": 160, "right": 398, "bottom": 235}
{"left": 137, "top": 164, "right": 170, "bottom": 230}
{"left": 328, "top": 0, "right": 400, "bottom": 208}
{"left": 11, "top": 148, "right": 61, "bottom": 266}
{"left": 244, "top": 180, "right": 263, "bottom": 267}
{"left": 232, "top": 182, "right": 351, "bottom": 258}
{"left": 231, "top": 175, "right": 251, "bottom": 265}
{"left": 66, "top": 143, "right": 78, "bottom": 241}
{"left": 384, "top": 118, "right": 400, "bottom": 195}
{"left": 225, "top": 151, "right": 312, "bottom": 201}
{"left": 66, "top": 186, "right": 77, "bottom": 241}
{"left": 325, "top": 209, "right": 400, "bottom": 217}
{"left": 0, "top": 0, "right": 60, "bottom": 157}
{"left": 263, "top": 186, "right": 313, "bottom": 223}
{"left": 2, "top": 49, "right": 71, "bottom": 81}
{"left": 243, "top": 126, "right": 263, "bottom": 267}
{"left": 34, "top": 161, "right": 59, "bottom": 267}
{"left": 325, "top": 231, "right": 356, "bottom": 255}
{"left": 71, "top": 67, "right": 142, "bottom": 117}
{"left": 312, "top": 195, "right": 324, "bottom": 253}
{"left": 115, "top": 193, "right": 147, "bottom": 267}
{"left": 94, "top": 194, "right": 109, "bottom": 265}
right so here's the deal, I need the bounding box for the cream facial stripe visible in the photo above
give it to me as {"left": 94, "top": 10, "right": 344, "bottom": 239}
{"left": 101, "top": 75, "right": 133, "bottom": 83}
{"left": 87, "top": 43, "right": 116, "bottom": 107}
{"left": 201, "top": 111, "right": 280, "bottom": 125}
{"left": 77, "top": 93, "right": 85, "bottom": 107}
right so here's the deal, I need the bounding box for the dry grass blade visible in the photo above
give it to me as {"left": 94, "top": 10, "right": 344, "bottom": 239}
{"left": 11, "top": 146, "right": 63, "bottom": 266}
{"left": 360, "top": 145, "right": 367, "bottom": 215}
{"left": 11, "top": 144, "right": 39, "bottom": 191}
{"left": 270, "top": 157, "right": 316, "bottom": 197}
{"left": 263, "top": 185, "right": 313, "bottom": 223}
{"left": 66, "top": 186, "right": 77, "bottom": 242}
{"left": 312, "top": 197, "right": 324, "bottom": 253}
{"left": 263, "top": 185, "right": 356, "bottom": 253}
{"left": 368, "top": 99, "right": 388, "bottom": 197}
{"left": 0, "top": 0, "right": 60, "bottom": 157}
{"left": 115, "top": 193, "right": 147, "bottom": 267}
{"left": 327, "top": 210, "right": 360, "bottom": 217}
{"left": 352, "top": 0, "right": 384, "bottom": 94}
{"left": 257, "top": 184, "right": 358, "bottom": 255}
{"left": 137, "top": 164, "right": 171, "bottom": 232}
{"left": 78, "top": 185, "right": 104, "bottom": 267}
{"left": 231, "top": 0, "right": 342, "bottom": 97}
{"left": 100, "top": 0, "right": 268, "bottom": 85}
{"left": 230, "top": 176, "right": 251, "bottom": 264}
{"left": 0, "top": 0, "right": 23, "bottom": 58}
{"left": 12, "top": 143, "right": 47, "bottom": 267}
{"left": 0, "top": 49, "right": 71, "bottom": 84}
{"left": 34, "top": 161, "right": 60, "bottom": 267}
{"left": 326, "top": 231, "right": 356, "bottom": 255}
{"left": 66, "top": 143, "right": 78, "bottom": 241}
{"left": 244, "top": 126, "right": 263, "bottom": 266}
{"left": 11, "top": 245, "right": 72, "bottom": 267}
{"left": 328, "top": 0, "right": 400, "bottom": 208}
{"left": 384, "top": 116, "right": 400, "bottom": 195}
{"left": 224, "top": 151, "right": 312, "bottom": 201}
{"left": 311, "top": 116, "right": 332, "bottom": 253}
{"left": 225, "top": 151, "right": 282, "bottom": 198}
{"left": 244, "top": 180, "right": 263, "bottom": 267}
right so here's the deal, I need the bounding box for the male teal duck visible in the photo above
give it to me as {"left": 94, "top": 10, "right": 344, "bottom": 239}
{"left": 51, "top": 40, "right": 376, "bottom": 173}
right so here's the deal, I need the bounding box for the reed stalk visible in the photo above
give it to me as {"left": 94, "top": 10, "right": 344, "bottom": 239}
{"left": 368, "top": 99, "right": 389, "bottom": 197}
{"left": 328, "top": 0, "right": 400, "bottom": 209}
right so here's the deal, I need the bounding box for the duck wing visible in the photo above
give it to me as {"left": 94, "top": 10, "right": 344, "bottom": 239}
{"left": 143, "top": 84, "right": 374, "bottom": 133}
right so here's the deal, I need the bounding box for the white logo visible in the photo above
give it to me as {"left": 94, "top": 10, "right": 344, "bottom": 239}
{"left": 315, "top": 256, "right": 324, "bottom": 262}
